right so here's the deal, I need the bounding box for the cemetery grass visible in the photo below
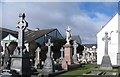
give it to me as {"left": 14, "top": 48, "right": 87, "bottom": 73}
{"left": 55, "top": 64, "right": 118, "bottom": 77}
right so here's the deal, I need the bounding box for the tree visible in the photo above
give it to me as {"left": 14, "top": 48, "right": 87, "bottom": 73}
{"left": 52, "top": 38, "right": 66, "bottom": 60}
{"left": 8, "top": 40, "right": 18, "bottom": 55}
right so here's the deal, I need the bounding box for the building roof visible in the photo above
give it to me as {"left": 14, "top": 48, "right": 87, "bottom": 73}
{"left": 0, "top": 27, "right": 63, "bottom": 43}
{"left": 71, "top": 35, "right": 82, "bottom": 44}
{"left": 0, "top": 27, "right": 18, "bottom": 40}
{"left": 83, "top": 44, "right": 97, "bottom": 48}
{"left": 24, "top": 28, "right": 57, "bottom": 42}
{"left": 97, "top": 13, "right": 117, "bottom": 34}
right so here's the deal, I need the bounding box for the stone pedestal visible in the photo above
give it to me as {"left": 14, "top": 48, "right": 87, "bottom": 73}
{"left": 43, "top": 57, "right": 54, "bottom": 73}
{"left": 99, "top": 55, "right": 112, "bottom": 70}
{"left": 62, "top": 44, "right": 73, "bottom": 70}
{"left": 117, "top": 52, "right": 120, "bottom": 65}
{"left": 10, "top": 51, "right": 31, "bottom": 76}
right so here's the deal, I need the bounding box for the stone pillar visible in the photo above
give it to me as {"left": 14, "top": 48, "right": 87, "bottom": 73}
{"left": 100, "top": 32, "right": 112, "bottom": 70}
{"left": 43, "top": 39, "right": 54, "bottom": 73}
{"left": 72, "top": 40, "right": 78, "bottom": 64}
{"left": 62, "top": 44, "right": 73, "bottom": 70}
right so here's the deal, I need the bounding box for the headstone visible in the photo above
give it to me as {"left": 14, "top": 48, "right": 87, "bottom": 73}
{"left": 10, "top": 13, "right": 31, "bottom": 76}
{"left": 34, "top": 47, "right": 41, "bottom": 68}
{"left": 99, "top": 32, "right": 112, "bottom": 70}
{"left": 43, "top": 39, "right": 55, "bottom": 73}
{"left": 72, "top": 40, "right": 78, "bottom": 64}
{"left": 62, "top": 26, "right": 73, "bottom": 70}
{"left": 81, "top": 47, "right": 87, "bottom": 64}
{"left": 60, "top": 47, "right": 64, "bottom": 59}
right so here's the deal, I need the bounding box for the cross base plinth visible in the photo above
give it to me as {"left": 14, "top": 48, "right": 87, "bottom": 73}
{"left": 43, "top": 57, "right": 54, "bottom": 73}
{"left": 99, "top": 55, "right": 112, "bottom": 70}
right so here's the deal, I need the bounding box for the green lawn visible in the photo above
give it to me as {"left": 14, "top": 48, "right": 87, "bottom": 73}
{"left": 55, "top": 64, "right": 118, "bottom": 77}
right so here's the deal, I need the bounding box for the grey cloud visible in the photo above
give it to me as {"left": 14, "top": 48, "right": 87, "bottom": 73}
{"left": 2, "top": 2, "right": 112, "bottom": 44}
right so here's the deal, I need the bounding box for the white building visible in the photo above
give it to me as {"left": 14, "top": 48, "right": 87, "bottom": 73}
{"left": 97, "top": 13, "right": 120, "bottom": 65}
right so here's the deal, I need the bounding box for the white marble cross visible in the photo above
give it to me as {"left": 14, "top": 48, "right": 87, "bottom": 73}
{"left": 60, "top": 47, "right": 64, "bottom": 59}
{"left": 73, "top": 40, "right": 78, "bottom": 55}
{"left": 102, "top": 32, "right": 111, "bottom": 55}
{"left": 46, "top": 39, "right": 53, "bottom": 57}
{"left": 16, "top": 13, "right": 28, "bottom": 52}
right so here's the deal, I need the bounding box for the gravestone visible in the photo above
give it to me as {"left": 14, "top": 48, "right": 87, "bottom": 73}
{"left": 43, "top": 39, "right": 55, "bottom": 73}
{"left": 72, "top": 40, "right": 78, "bottom": 64}
{"left": 60, "top": 47, "right": 64, "bottom": 60}
{"left": 81, "top": 49, "right": 87, "bottom": 64}
{"left": 99, "top": 32, "right": 112, "bottom": 70}
{"left": 62, "top": 26, "right": 73, "bottom": 70}
{"left": 34, "top": 47, "right": 41, "bottom": 68}
{"left": 10, "top": 13, "right": 31, "bottom": 77}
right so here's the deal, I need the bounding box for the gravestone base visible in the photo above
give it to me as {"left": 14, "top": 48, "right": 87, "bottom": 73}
{"left": 72, "top": 54, "right": 78, "bottom": 64}
{"left": 43, "top": 57, "right": 54, "bottom": 73}
{"left": 10, "top": 53, "right": 32, "bottom": 77}
{"left": 117, "top": 52, "right": 120, "bottom": 65}
{"left": 99, "top": 55, "right": 112, "bottom": 70}
{"left": 10, "top": 56, "right": 22, "bottom": 75}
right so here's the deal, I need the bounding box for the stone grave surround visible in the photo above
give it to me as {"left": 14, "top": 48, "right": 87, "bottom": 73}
{"left": 99, "top": 32, "right": 112, "bottom": 70}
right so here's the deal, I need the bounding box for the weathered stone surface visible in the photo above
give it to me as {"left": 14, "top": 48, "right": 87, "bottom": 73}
{"left": 72, "top": 40, "right": 78, "bottom": 64}
{"left": 62, "top": 44, "right": 73, "bottom": 70}
{"left": 100, "top": 32, "right": 112, "bottom": 70}
{"left": 42, "top": 39, "right": 54, "bottom": 73}
{"left": 99, "top": 55, "right": 112, "bottom": 70}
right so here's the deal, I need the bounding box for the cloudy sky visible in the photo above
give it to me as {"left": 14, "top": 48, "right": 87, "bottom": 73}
{"left": 0, "top": 1, "right": 119, "bottom": 44}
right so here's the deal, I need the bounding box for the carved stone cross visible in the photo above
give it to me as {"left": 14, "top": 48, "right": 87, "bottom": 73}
{"left": 16, "top": 13, "right": 28, "bottom": 53}
{"left": 73, "top": 40, "right": 78, "bottom": 55}
{"left": 46, "top": 39, "right": 53, "bottom": 57}
{"left": 102, "top": 32, "right": 111, "bottom": 55}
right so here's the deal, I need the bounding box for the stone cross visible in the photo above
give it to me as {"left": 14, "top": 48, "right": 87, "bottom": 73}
{"left": 35, "top": 47, "right": 41, "bottom": 68}
{"left": 73, "top": 40, "right": 78, "bottom": 55}
{"left": 60, "top": 47, "right": 64, "bottom": 59}
{"left": 83, "top": 46, "right": 87, "bottom": 58}
{"left": 45, "top": 39, "right": 53, "bottom": 57}
{"left": 66, "top": 26, "right": 72, "bottom": 44}
{"left": 16, "top": 13, "right": 28, "bottom": 54}
{"left": 102, "top": 32, "right": 111, "bottom": 55}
